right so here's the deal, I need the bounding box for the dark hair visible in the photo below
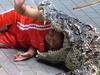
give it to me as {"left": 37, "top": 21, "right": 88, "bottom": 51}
{"left": 56, "top": 30, "right": 64, "bottom": 49}
{"left": 51, "top": 29, "right": 64, "bottom": 49}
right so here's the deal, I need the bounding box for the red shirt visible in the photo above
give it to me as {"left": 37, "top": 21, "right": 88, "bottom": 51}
{"left": 0, "top": 9, "right": 51, "bottom": 52}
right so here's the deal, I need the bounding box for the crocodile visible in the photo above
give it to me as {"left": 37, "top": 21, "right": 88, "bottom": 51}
{"left": 36, "top": 1, "right": 100, "bottom": 75}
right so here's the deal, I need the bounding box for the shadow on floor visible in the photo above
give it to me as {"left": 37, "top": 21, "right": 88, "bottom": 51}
{"left": 36, "top": 59, "right": 70, "bottom": 72}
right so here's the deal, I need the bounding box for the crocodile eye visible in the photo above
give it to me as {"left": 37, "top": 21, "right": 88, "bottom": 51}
{"left": 84, "top": 34, "right": 86, "bottom": 36}
{"left": 92, "top": 69, "right": 96, "bottom": 73}
{"left": 87, "top": 36, "right": 91, "bottom": 39}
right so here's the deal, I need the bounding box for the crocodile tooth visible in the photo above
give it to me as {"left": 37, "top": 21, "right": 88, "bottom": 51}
{"left": 38, "top": 47, "right": 67, "bottom": 56}
{"left": 37, "top": 51, "right": 46, "bottom": 57}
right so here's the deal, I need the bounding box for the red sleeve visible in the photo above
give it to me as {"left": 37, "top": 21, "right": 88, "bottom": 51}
{"left": 0, "top": 9, "right": 18, "bottom": 28}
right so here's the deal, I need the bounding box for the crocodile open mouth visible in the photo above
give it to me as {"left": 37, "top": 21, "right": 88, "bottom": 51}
{"left": 36, "top": 47, "right": 70, "bottom": 62}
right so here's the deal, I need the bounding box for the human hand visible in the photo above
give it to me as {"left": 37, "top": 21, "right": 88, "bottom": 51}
{"left": 14, "top": 48, "right": 35, "bottom": 62}
{"left": 14, "top": 0, "right": 25, "bottom": 7}
{"left": 14, "top": 52, "right": 33, "bottom": 62}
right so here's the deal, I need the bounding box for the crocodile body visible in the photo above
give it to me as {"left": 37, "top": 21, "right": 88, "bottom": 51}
{"left": 37, "top": 1, "right": 100, "bottom": 75}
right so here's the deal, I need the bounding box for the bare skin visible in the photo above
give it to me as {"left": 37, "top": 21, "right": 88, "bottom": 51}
{"left": 13, "top": 0, "right": 44, "bottom": 61}
{"left": 45, "top": 29, "right": 64, "bottom": 50}
{"left": 0, "top": 0, "right": 63, "bottom": 62}
{"left": 14, "top": 29, "right": 64, "bottom": 62}
{"left": 12, "top": 0, "right": 64, "bottom": 62}
{"left": 14, "top": 0, "right": 43, "bottom": 20}
{"left": 14, "top": 48, "right": 36, "bottom": 62}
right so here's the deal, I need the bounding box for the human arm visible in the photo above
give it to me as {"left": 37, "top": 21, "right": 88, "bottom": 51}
{"left": 14, "top": 0, "right": 43, "bottom": 19}
{"left": 14, "top": 47, "right": 36, "bottom": 62}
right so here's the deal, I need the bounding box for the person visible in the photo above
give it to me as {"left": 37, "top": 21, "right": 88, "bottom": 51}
{"left": 0, "top": 0, "right": 64, "bottom": 62}
{"left": 14, "top": 0, "right": 100, "bottom": 75}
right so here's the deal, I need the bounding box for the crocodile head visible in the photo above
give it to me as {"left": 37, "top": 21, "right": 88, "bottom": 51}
{"left": 36, "top": 32, "right": 71, "bottom": 62}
